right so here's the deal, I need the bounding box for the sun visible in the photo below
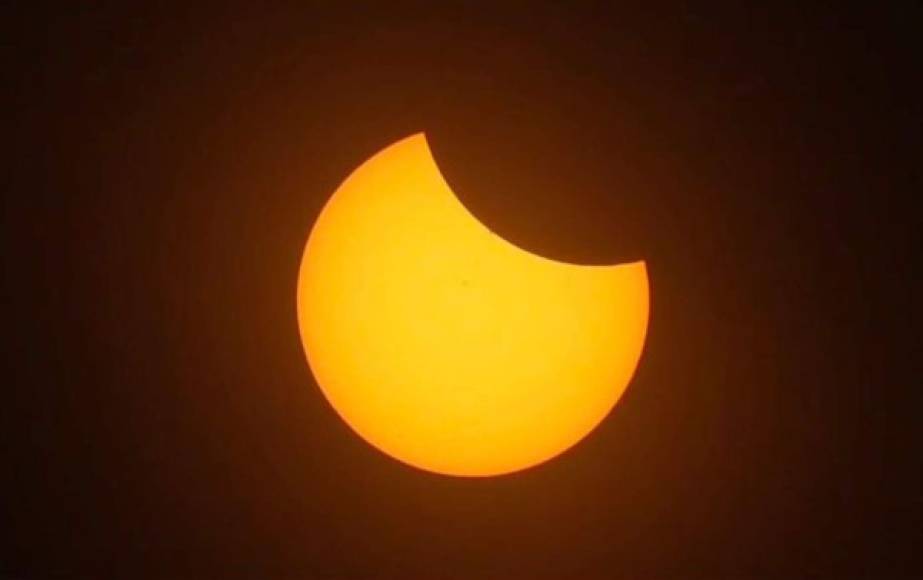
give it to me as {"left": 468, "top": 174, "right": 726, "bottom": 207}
{"left": 297, "top": 133, "right": 649, "bottom": 477}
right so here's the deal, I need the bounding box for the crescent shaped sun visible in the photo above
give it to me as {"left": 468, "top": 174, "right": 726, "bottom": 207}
{"left": 297, "top": 132, "right": 649, "bottom": 477}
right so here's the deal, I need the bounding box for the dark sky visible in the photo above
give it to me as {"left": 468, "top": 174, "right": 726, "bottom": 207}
{"left": 2, "top": 3, "right": 920, "bottom": 578}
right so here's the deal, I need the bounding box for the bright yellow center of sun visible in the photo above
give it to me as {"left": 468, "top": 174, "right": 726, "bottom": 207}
{"left": 297, "top": 133, "right": 649, "bottom": 477}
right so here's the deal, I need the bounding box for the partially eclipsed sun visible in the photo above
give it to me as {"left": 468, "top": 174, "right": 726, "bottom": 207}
{"left": 297, "top": 133, "right": 649, "bottom": 477}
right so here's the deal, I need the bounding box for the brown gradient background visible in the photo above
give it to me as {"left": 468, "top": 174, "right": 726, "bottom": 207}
{"left": 2, "top": 3, "right": 920, "bottom": 578}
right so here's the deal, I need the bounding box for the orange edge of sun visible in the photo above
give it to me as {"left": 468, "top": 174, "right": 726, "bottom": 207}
{"left": 297, "top": 132, "right": 649, "bottom": 477}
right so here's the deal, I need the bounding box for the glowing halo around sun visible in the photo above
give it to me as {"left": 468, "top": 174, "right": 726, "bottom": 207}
{"left": 297, "top": 133, "right": 649, "bottom": 477}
